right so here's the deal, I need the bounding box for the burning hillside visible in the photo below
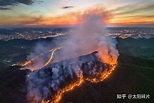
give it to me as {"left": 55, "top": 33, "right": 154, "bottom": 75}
{"left": 26, "top": 51, "right": 116, "bottom": 103}
{"left": 22, "top": 13, "right": 119, "bottom": 103}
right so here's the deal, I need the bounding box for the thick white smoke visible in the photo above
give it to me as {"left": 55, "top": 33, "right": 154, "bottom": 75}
{"left": 59, "top": 13, "right": 118, "bottom": 64}
{"left": 26, "top": 13, "right": 119, "bottom": 103}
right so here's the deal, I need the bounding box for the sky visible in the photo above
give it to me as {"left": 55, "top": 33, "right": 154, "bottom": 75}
{"left": 0, "top": 0, "right": 154, "bottom": 27}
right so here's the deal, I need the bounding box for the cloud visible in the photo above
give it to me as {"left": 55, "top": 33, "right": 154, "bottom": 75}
{"left": 40, "top": 6, "right": 111, "bottom": 26}
{"left": 107, "top": 2, "right": 154, "bottom": 26}
{"left": 62, "top": 6, "right": 74, "bottom": 9}
{"left": 109, "top": 14, "right": 154, "bottom": 27}
{"left": 110, "top": 2, "right": 154, "bottom": 16}
{"left": 10, "top": 6, "right": 110, "bottom": 26}
{"left": 0, "top": 7, "right": 11, "bottom": 10}
{"left": 0, "top": 0, "right": 34, "bottom": 6}
{"left": 19, "top": 15, "right": 44, "bottom": 25}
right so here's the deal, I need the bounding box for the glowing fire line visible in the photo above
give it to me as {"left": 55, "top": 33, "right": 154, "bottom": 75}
{"left": 44, "top": 47, "right": 61, "bottom": 66}
{"left": 85, "top": 64, "right": 116, "bottom": 83}
{"left": 21, "top": 58, "right": 35, "bottom": 67}
{"left": 21, "top": 48, "right": 59, "bottom": 67}
{"left": 51, "top": 76, "right": 84, "bottom": 103}
{"left": 42, "top": 64, "right": 117, "bottom": 103}
{"left": 25, "top": 47, "right": 117, "bottom": 103}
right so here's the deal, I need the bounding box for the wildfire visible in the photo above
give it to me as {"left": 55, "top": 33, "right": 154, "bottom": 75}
{"left": 41, "top": 100, "right": 50, "bottom": 103}
{"left": 44, "top": 47, "right": 61, "bottom": 66}
{"left": 21, "top": 47, "right": 62, "bottom": 67}
{"left": 41, "top": 76, "right": 84, "bottom": 103}
{"left": 42, "top": 62, "right": 117, "bottom": 103}
{"left": 84, "top": 50, "right": 118, "bottom": 83}
{"left": 52, "top": 76, "right": 84, "bottom": 103}
{"left": 26, "top": 47, "right": 117, "bottom": 103}
{"left": 21, "top": 48, "right": 55, "bottom": 67}
{"left": 85, "top": 64, "right": 116, "bottom": 83}
{"left": 26, "top": 12, "right": 119, "bottom": 103}
{"left": 21, "top": 57, "right": 35, "bottom": 67}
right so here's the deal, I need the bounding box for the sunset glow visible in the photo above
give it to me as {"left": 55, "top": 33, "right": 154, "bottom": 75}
{"left": 0, "top": 0, "right": 153, "bottom": 27}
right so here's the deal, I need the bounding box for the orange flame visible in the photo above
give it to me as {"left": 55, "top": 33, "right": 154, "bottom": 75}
{"left": 85, "top": 50, "right": 118, "bottom": 83}
{"left": 21, "top": 58, "right": 35, "bottom": 67}
{"left": 21, "top": 48, "right": 55, "bottom": 67}
{"left": 41, "top": 100, "right": 50, "bottom": 103}
{"left": 52, "top": 76, "right": 84, "bottom": 103}
{"left": 42, "top": 53, "right": 117, "bottom": 103}
{"left": 85, "top": 64, "right": 116, "bottom": 83}
{"left": 41, "top": 76, "right": 84, "bottom": 103}
{"left": 44, "top": 47, "right": 61, "bottom": 66}
{"left": 98, "top": 50, "right": 118, "bottom": 65}
{"left": 21, "top": 47, "right": 62, "bottom": 67}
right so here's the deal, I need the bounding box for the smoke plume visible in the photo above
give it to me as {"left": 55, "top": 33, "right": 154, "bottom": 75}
{"left": 25, "top": 12, "right": 119, "bottom": 103}
{"left": 59, "top": 13, "right": 118, "bottom": 64}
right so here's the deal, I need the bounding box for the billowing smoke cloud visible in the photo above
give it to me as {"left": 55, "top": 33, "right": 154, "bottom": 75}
{"left": 25, "top": 12, "right": 119, "bottom": 103}
{"left": 59, "top": 13, "right": 118, "bottom": 64}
